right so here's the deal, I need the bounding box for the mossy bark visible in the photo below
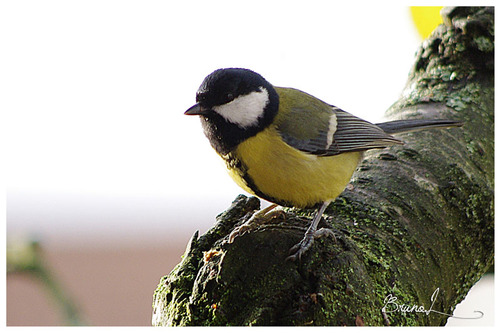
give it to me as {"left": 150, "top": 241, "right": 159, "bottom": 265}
{"left": 153, "top": 7, "right": 493, "bottom": 326}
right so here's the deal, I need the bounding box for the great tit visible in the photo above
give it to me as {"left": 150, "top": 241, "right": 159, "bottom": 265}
{"left": 185, "top": 68, "right": 462, "bottom": 260}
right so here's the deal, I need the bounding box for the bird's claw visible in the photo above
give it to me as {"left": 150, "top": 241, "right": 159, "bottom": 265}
{"left": 228, "top": 204, "right": 281, "bottom": 243}
{"left": 286, "top": 227, "right": 336, "bottom": 261}
{"left": 228, "top": 223, "right": 253, "bottom": 243}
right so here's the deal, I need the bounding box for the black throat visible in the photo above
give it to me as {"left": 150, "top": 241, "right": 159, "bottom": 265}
{"left": 200, "top": 86, "right": 279, "bottom": 156}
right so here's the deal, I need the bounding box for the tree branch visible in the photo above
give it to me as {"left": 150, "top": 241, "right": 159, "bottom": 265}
{"left": 153, "top": 7, "right": 493, "bottom": 326}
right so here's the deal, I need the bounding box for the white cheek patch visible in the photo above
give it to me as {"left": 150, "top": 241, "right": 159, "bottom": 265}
{"left": 212, "top": 87, "right": 269, "bottom": 128}
{"left": 325, "top": 111, "right": 338, "bottom": 150}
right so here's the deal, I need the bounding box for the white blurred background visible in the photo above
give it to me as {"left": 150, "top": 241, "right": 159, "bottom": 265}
{"left": 4, "top": 1, "right": 424, "bottom": 245}
{"left": 2, "top": 0, "right": 494, "bottom": 326}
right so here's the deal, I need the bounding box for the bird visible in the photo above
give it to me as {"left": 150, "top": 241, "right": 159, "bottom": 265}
{"left": 184, "top": 68, "right": 462, "bottom": 261}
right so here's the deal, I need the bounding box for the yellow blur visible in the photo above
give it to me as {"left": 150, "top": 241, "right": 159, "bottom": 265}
{"left": 410, "top": 6, "right": 444, "bottom": 39}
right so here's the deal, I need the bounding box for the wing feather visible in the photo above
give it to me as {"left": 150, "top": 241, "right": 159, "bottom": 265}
{"left": 277, "top": 103, "right": 402, "bottom": 156}
{"left": 275, "top": 87, "right": 402, "bottom": 156}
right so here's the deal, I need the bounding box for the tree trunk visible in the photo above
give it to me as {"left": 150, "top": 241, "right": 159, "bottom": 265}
{"left": 152, "top": 7, "right": 493, "bottom": 326}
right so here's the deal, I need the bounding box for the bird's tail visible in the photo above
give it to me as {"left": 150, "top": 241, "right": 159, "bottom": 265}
{"left": 376, "top": 119, "right": 463, "bottom": 135}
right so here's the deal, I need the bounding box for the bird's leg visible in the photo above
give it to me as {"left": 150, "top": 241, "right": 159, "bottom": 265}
{"left": 286, "top": 201, "right": 336, "bottom": 261}
{"left": 228, "top": 203, "right": 281, "bottom": 243}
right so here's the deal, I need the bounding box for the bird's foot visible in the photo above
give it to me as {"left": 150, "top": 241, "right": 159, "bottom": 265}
{"left": 228, "top": 204, "right": 281, "bottom": 243}
{"left": 286, "top": 227, "right": 336, "bottom": 261}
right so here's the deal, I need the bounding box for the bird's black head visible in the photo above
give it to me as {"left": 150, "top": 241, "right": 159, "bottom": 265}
{"left": 196, "top": 68, "right": 270, "bottom": 109}
{"left": 185, "top": 68, "right": 279, "bottom": 154}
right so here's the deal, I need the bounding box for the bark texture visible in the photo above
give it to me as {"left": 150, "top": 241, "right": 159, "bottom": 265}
{"left": 153, "top": 7, "right": 493, "bottom": 326}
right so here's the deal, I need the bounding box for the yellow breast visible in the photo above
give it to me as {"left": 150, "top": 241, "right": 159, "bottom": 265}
{"left": 225, "top": 126, "right": 363, "bottom": 208}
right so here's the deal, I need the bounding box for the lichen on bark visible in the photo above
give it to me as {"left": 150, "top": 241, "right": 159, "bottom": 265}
{"left": 153, "top": 7, "right": 493, "bottom": 326}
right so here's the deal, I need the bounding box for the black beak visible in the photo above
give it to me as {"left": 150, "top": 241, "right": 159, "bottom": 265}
{"left": 184, "top": 104, "right": 211, "bottom": 115}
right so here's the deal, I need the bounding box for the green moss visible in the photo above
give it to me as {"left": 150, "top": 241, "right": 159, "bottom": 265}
{"left": 154, "top": 8, "right": 493, "bottom": 326}
{"left": 474, "top": 35, "right": 494, "bottom": 52}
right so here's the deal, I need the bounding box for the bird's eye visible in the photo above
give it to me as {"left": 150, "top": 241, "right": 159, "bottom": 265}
{"left": 226, "top": 93, "right": 234, "bottom": 103}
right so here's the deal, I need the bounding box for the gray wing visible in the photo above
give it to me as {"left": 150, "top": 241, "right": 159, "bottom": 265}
{"left": 279, "top": 106, "right": 403, "bottom": 156}
{"left": 329, "top": 108, "right": 403, "bottom": 155}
